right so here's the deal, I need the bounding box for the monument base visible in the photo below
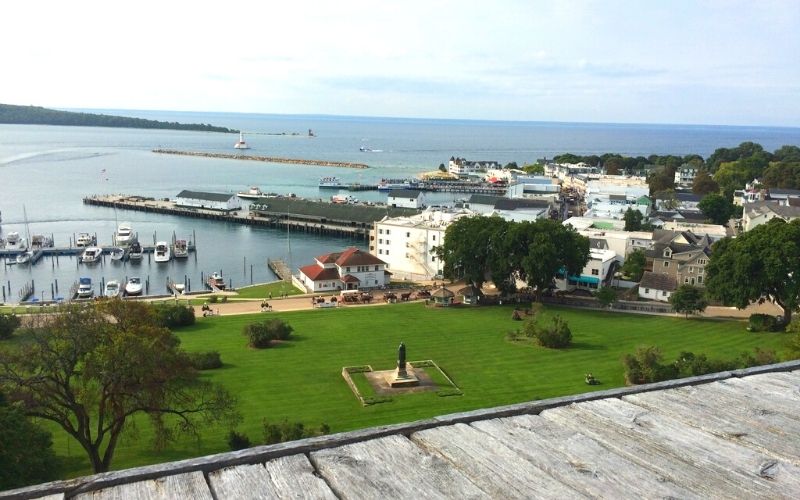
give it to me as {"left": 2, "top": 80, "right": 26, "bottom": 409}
{"left": 387, "top": 368, "right": 420, "bottom": 388}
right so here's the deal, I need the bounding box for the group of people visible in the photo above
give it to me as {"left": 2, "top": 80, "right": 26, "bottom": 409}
{"left": 200, "top": 303, "right": 218, "bottom": 317}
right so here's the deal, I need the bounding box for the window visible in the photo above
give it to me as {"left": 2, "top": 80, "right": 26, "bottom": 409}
{"left": 379, "top": 229, "right": 383, "bottom": 234}
{"left": 431, "top": 256, "right": 436, "bottom": 262}
{"left": 406, "top": 232, "right": 410, "bottom": 237}
{"left": 432, "top": 235, "right": 436, "bottom": 241}
{"left": 591, "top": 269, "right": 599, "bottom": 275}
{"left": 346, "top": 267, "right": 351, "bottom": 272}
{"left": 689, "top": 267, "right": 694, "bottom": 273}
{"left": 663, "top": 250, "right": 671, "bottom": 257}
{"left": 663, "top": 261, "right": 670, "bottom": 268}
{"left": 386, "top": 240, "right": 390, "bottom": 245}
{"left": 385, "top": 250, "right": 389, "bottom": 255}
{"left": 697, "top": 259, "right": 707, "bottom": 265}
{"left": 379, "top": 239, "right": 383, "bottom": 244}
{"left": 374, "top": 265, "right": 379, "bottom": 271}
{"left": 378, "top": 249, "right": 383, "bottom": 254}
{"left": 644, "top": 288, "right": 650, "bottom": 293}
{"left": 697, "top": 275, "right": 703, "bottom": 283}
{"left": 386, "top": 230, "right": 391, "bottom": 235}
{"left": 662, "top": 291, "right": 667, "bottom": 296}
{"left": 684, "top": 277, "right": 690, "bottom": 283}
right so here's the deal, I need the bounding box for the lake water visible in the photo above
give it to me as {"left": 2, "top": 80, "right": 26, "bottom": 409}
{"left": 1, "top": 112, "right": 799, "bottom": 301}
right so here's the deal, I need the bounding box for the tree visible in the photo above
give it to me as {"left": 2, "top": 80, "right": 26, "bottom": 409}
{"left": 595, "top": 287, "right": 617, "bottom": 308}
{"left": 623, "top": 208, "right": 643, "bottom": 231}
{"left": 0, "top": 313, "right": 21, "bottom": 339}
{"left": 647, "top": 169, "right": 675, "bottom": 195}
{"left": 621, "top": 249, "right": 646, "bottom": 281}
{"left": 706, "top": 219, "right": 800, "bottom": 324}
{"left": 436, "top": 215, "right": 509, "bottom": 290}
{"left": 654, "top": 189, "right": 679, "bottom": 210}
{"left": 438, "top": 163, "right": 447, "bottom": 172}
{"left": 0, "top": 302, "right": 239, "bottom": 473}
{"left": 698, "top": 193, "right": 734, "bottom": 225}
{"left": 523, "top": 314, "right": 572, "bottom": 348}
{"left": 669, "top": 285, "right": 708, "bottom": 318}
{"left": 691, "top": 169, "right": 719, "bottom": 195}
{"left": 522, "top": 163, "right": 544, "bottom": 175}
{"left": 0, "top": 394, "right": 60, "bottom": 490}
{"left": 622, "top": 346, "right": 677, "bottom": 385}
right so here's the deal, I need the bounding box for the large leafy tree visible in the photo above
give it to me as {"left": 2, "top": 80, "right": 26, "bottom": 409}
{"left": 0, "top": 301, "right": 239, "bottom": 473}
{"left": 670, "top": 285, "right": 708, "bottom": 318}
{"left": 436, "top": 215, "right": 509, "bottom": 290}
{"left": 691, "top": 169, "right": 719, "bottom": 195}
{"left": 0, "top": 394, "right": 60, "bottom": 490}
{"left": 621, "top": 249, "right": 646, "bottom": 281}
{"left": 698, "top": 193, "right": 734, "bottom": 225}
{"left": 706, "top": 219, "right": 800, "bottom": 323}
{"left": 623, "top": 208, "right": 643, "bottom": 231}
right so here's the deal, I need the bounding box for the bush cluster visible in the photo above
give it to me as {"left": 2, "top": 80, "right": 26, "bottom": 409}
{"left": 0, "top": 314, "right": 21, "bottom": 340}
{"left": 187, "top": 351, "right": 222, "bottom": 370}
{"left": 747, "top": 314, "right": 782, "bottom": 332}
{"left": 153, "top": 304, "right": 195, "bottom": 328}
{"left": 226, "top": 430, "right": 252, "bottom": 451}
{"left": 243, "top": 318, "right": 293, "bottom": 348}
{"left": 262, "top": 419, "right": 330, "bottom": 445}
{"left": 523, "top": 314, "right": 572, "bottom": 348}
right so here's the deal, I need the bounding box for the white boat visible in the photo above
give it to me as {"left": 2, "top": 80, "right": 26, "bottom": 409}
{"left": 207, "top": 271, "right": 226, "bottom": 290}
{"left": 77, "top": 277, "right": 93, "bottom": 298}
{"left": 109, "top": 247, "right": 125, "bottom": 261}
{"left": 115, "top": 224, "right": 134, "bottom": 246}
{"left": 154, "top": 241, "right": 171, "bottom": 263}
{"left": 234, "top": 132, "right": 250, "bottom": 150}
{"left": 81, "top": 246, "right": 103, "bottom": 264}
{"left": 104, "top": 280, "right": 121, "bottom": 298}
{"left": 15, "top": 251, "right": 33, "bottom": 265}
{"left": 128, "top": 241, "right": 143, "bottom": 261}
{"left": 237, "top": 186, "right": 265, "bottom": 199}
{"left": 173, "top": 283, "right": 185, "bottom": 294}
{"left": 125, "top": 277, "right": 143, "bottom": 296}
{"left": 319, "top": 177, "right": 343, "bottom": 189}
{"left": 4, "top": 232, "right": 28, "bottom": 251}
{"left": 76, "top": 233, "right": 94, "bottom": 247}
{"left": 377, "top": 178, "right": 418, "bottom": 191}
{"left": 173, "top": 239, "right": 189, "bottom": 258}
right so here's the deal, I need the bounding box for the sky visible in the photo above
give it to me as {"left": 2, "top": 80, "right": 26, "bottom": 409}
{"left": 2, "top": 0, "right": 799, "bottom": 126}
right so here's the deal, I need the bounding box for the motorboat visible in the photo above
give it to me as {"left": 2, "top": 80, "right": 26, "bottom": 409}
{"left": 173, "top": 239, "right": 189, "bottom": 258}
{"left": 234, "top": 132, "right": 250, "bottom": 150}
{"left": 77, "top": 277, "right": 93, "bottom": 298}
{"left": 15, "top": 251, "right": 33, "bottom": 265}
{"left": 4, "top": 232, "right": 27, "bottom": 251}
{"left": 128, "top": 241, "right": 143, "bottom": 261}
{"left": 207, "top": 271, "right": 226, "bottom": 290}
{"left": 109, "top": 247, "right": 125, "bottom": 261}
{"left": 154, "top": 241, "right": 171, "bottom": 263}
{"left": 104, "top": 280, "right": 121, "bottom": 298}
{"left": 237, "top": 186, "right": 265, "bottom": 199}
{"left": 318, "top": 177, "right": 343, "bottom": 189}
{"left": 377, "top": 178, "right": 419, "bottom": 191}
{"left": 76, "top": 233, "right": 94, "bottom": 247}
{"left": 115, "top": 224, "right": 134, "bottom": 245}
{"left": 124, "top": 277, "right": 143, "bottom": 296}
{"left": 81, "top": 246, "right": 103, "bottom": 264}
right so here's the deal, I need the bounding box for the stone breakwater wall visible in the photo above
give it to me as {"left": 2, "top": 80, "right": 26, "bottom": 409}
{"left": 152, "top": 149, "right": 369, "bottom": 169}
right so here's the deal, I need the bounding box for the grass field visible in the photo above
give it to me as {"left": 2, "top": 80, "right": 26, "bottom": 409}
{"left": 235, "top": 281, "right": 302, "bottom": 299}
{"left": 41, "top": 303, "right": 792, "bottom": 477}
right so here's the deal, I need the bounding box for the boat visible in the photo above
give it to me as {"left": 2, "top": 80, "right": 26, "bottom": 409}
{"left": 154, "top": 241, "right": 171, "bottom": 263}
{"left": 31, "top": 234, "right": 53, "bottom": 249}
{"left": 173, "top": 239, "right": 189, "bottom": 258}
{"left": 104, "top": 280, "right": 121, "bottom": 298}
{"left": 128, "top": 241, "right": 143, "bottom": 261}
{"left": 76, "top": 233, "right": 94, "bottom": 247}
{"left": 234, "top": 132, "right": 250, "bottom": 150}
{"left": 77, "top": 277, "right": 93, "bottom": 298}
{"left": 237, "top": 186, "right": 265, "bottom": 199}
{"left": 115, "top": 224, "right": 134, "bottom": 245}
{"left": 124, "top": 277, "right": 143, "bottom": 296}
{"left": 318, "top": 177, "right": 344, "bottom": 189}
{"left": 377, "top": 178, "right": 419, "bottom": 191}
{"left": 173, "top": 283, "right": 185, "bottom": 294}
{"left": 109, "top": 247, "right": 125, "bottom": 261}
{"left": 81, "top": 246, "right": 103, "bottom": 264}
{"left": 4, "top": 232, "right": 27, "bottom": 251}
{"left": 207, "top": 271, "right": 226, "bottom": 290}
{"left": 15, "top": 251, "right": 33, "bottom": 265}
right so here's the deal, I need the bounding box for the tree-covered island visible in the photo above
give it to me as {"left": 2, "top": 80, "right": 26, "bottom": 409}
{"left": 0, "top": 103, "right": 238, "bottom": 133}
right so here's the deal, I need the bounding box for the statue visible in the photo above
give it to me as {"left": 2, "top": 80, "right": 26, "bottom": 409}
{"left": 397, "top": 342, "right": 408, "bottom": 378}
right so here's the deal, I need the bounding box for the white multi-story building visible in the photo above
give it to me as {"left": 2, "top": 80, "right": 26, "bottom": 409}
{"left": 555, "top": 248, "right": 617, "bottom": 291}
{"left": 674, "top": 166, "right": 699, "bottom": 187}
{"left": 371, "top": 209, "right": 474, "bottom": 280}
{"left": 576, "top": 228, "right": 654, "bottom": 263}
{"left": 448, "top": 157, "right": 501, "bottom": 177}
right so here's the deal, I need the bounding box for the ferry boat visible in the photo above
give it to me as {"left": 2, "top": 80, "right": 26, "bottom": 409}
{"left": 173, "top": 239, "right": 189, "bottom": 258}
{"left": 125, "top": 277, "right": 143, "bottom": 296}
{"left": 237, "top": 186, "right": 265, "bottom": 199}
{"left": 154, "top": 241, "right": 171, "bottom": 263}
{"left": 128, "top": 241, "right": 143, "bottom": 261}
{"left": 4, "top": 232, "right": 28, "bottom": 251}
{"left": 207, "top": 271, "right": 226, "bottom": 290}
{"left": 77, "top": 277, "right": 94, "bottom": 298}
{"left": 104, "top": 280, "right": 121, "bottom": 298}
{"left": 81, "top": 246, "right": 103, "bottom": 264}
{"left": 76, "top": 233, "right": 94, "bottom": 247}
{"left": 318, "top": 177, "right": 343, "bottom": 189}
{"left": 377, "top": 179, "right": 419, "bottom": 191}
{"left": 234, "top": 132, "right": 250, "bottom": 150}
{"left": 115, "top": 224, "right": 134, "bottom": 245}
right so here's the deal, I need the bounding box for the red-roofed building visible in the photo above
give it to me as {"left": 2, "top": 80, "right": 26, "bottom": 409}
{"left": 297, "top": 247, "right": 389, "bottom": 292}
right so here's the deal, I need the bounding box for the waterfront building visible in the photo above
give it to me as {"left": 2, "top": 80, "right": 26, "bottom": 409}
{"left": 297, "top": 247, "right": 388, "bottom": 293}
{"left": 175, "top": 190, "right": 241, "bottom": 211}
{"left": 505, "top": 176, "right": 561, "bottom": 202}
{"left": 448, "top": 157, "right": 501, "bottom": 178}
{"left": 459, "top": 195, "right": 553, "bottom": 221}
{"left": 555, "top": 248, "right": 617, "bottom": 292}
{"left": 387, "top": 189, "right": 426, "bottom": 209}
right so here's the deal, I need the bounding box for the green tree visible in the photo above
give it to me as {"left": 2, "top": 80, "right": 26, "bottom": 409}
{"left": 438, "top": 163, "right": 447, "bottom": 172}
{"left": 621, "top": 249, "right": 646, "bottom": 281}
{"left": 706, "top": 219, "right": 800, "bottom": 324}
{"left": 0, "top": 394, "right": 60, "bottom": 490}
{"left": 522, "top": 163, "right": 544, "bottom": 175}
{"left": 648, "top": 169, "right": 675, "bottom": 195}
{"left": 654, "top": 189, "right": 679, "bottom": 210}
{"left": 0, "top": 302, "right": 239, "bottom": 473}
{"left": 595, "top": 287, "right": 617, "bottom": 308}
{"left": 0, "top": 313, "right": 21, "bottom": 339}
{"left": 698, "top": 193, "right": 734, "bottom": 225}
{"left": 691, "top": 169, "right": 719, "bottom": 195}
{"left": 623, "top": 208, "right": 643, "bottom": 231}
{"left": 670, "top": 285, "right": 708, "bottom": 318}
{"left": 622, "top": 346, "right": 678, "bottom": 385}
{"left": 436, "top": 216, "right": 510, "bottom": 290}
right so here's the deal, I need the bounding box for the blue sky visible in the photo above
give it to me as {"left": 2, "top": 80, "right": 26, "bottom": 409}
{"left": 2, "top": 0, "right": 798, "bottom": 126}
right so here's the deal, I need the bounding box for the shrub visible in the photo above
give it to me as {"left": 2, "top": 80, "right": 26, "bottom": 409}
{"left": 748, "top": 314, "right": 780, "bottom": 332}
{"left": 622, "top": 345, "right": 678, "bottom": 385}
{"left": 207, "top": 295, "right": 219, "bottom": 304}
{"left": 524, "top": 315, "right": 572, "bottom": 348}
{"left": 154, "top": 304, "right": 195, "bottom": 328}
{"left": 187, "top": 351, "right": 222, "bottom": 370}
{"left": 0, "top": 314, "right": 21, "bottom": 340}
{"left": 243, "top": 323, "right": 275, "bottom": 348}
{"left": 221, "top": 296, "right": 228, "bottom": 303}
{"left": 262, "top": 419, "right": 329, "bottom": 445}
{"left": 226, "top": 430, "right": 251, "bottom": 451}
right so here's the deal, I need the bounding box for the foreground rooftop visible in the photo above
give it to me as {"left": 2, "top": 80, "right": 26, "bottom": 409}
{"left": 5, "top": 360, "right": 800, "bottom": 499}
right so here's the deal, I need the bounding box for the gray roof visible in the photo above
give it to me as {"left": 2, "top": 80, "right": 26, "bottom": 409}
{"left": 176, "top": 190, "right": 235, "bottom": 202}
{"left": 388, "top": 189, "right": 422, "bottom": 199}
{"left": 468, "top": 194, "right": 504, "bottom": 205}
{"left": 675, "top": 192, "right": 702, "bottom": 202}
{"left": 746, "top": 201, "right": 800, "bottom": 219}
{"left": 9, "top": 362, "right": 800, "bottom": 498}
{"left": 493, "top": 198, "right": 551, "bottom": 211}
{"left": 639, "top": 271, "right": 678, "bottom": 291}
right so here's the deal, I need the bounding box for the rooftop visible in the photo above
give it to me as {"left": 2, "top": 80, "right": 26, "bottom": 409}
{"left": 8, "top": 361, "right": 799, "bottom": 498}
{"left": 388, "top": 189, "right": 422, "bottom": 199}
{"left": 175, "top": 190, "right": 236, "bottom": 202}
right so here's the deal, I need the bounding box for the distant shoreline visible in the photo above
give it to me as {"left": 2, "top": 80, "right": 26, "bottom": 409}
{"left": 152, "top": 149, "right": 370, "bottom": 169}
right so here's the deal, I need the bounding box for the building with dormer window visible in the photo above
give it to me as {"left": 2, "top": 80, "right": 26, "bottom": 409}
{"left": 297, "top": 247, "right": 389, "bottom": 293}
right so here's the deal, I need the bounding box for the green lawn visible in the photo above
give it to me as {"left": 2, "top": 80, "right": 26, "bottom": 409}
{"left": 234, "top": 281, "right": 302, "bottom": 299}
{"left": 43, "top": 304, "right": 792, "bottom": 477}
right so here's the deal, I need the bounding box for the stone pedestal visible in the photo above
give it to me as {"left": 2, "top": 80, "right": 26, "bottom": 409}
{"left": 387, "top": 366, "right": 420, "bottom": 388}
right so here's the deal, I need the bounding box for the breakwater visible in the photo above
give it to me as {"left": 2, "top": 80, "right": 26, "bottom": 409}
{"left": 152, "top": 149, "right": 370, "bottom": 169}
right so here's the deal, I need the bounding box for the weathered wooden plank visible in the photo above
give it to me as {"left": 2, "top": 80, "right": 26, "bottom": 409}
{"left": 708, "top": 376, "right": 800, "bottom": 420}
{"left": 73, "top": 471, "right": 212, "bottom": 500}
{"left": 471, "top": 415, "right": 699, "bottom": 499}
{"left": 208, "top": 454, "right": 337, "bottom": 500}
{"left": 543, "top": 399, "right": 800, "bottom": 498}
{"left": 624, "top": 383, "right": 800, "bottom": 464}
{"left": 411, "top": 423, "right": 585, "bottom": 499}
{"left": 32, "top": 495, "right": 64, "bottom": 500}
{"left": 309, "top": 434, "right": 490, "bottom": 499}
{"left": 723, "top": 372, "right": 800, "bottom": 400}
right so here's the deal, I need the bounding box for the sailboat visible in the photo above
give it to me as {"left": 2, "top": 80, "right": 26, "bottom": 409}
{"left": 234, "top": 132, "right": 250, "bottom": 150}
{"left": 15, "top": 206, "right": 33, "bottom": 265}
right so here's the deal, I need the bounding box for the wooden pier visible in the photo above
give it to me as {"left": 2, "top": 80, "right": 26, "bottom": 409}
{"left": 267, "top": 259, "right": 291, "bottom": 281}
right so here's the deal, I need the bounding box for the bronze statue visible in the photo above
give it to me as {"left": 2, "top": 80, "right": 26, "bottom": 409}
{"left": 397, "top": 342, "right": 407, "bottom": 377}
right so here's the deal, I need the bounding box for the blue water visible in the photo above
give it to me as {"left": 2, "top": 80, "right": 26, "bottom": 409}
{"left": 1, "top": 112, "right": 799, "bottom": 301}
